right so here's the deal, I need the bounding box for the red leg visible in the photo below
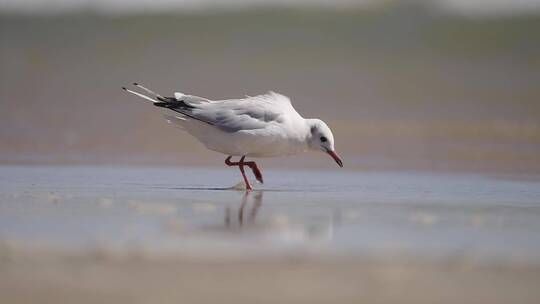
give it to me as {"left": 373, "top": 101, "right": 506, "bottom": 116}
{"left": 244, "top": 161, "right": 263, "bottom": 184}
{"left": 226, "top": 157, "right": 262, "bottom": 183}
{"left": 225, "top": 156, "right": 237, "bottom": 166}
{"left": 225, "top": 156, "right": 252, "bottom": 191}
{"left": 238, "top": 156, "right": 252, "bottom": 191}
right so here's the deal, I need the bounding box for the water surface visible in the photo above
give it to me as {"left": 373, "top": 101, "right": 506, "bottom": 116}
{"left": 1, "top": 165, "right": 539, "bottom": 261}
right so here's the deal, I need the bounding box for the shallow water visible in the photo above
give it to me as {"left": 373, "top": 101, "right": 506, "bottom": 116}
{"left": 1, "top": 165, "right": 539, "bottom": 261}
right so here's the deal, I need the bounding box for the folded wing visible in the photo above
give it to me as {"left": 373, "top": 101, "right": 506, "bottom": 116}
{"left": 161, "top": 91, "right": 301, "bottom": 133}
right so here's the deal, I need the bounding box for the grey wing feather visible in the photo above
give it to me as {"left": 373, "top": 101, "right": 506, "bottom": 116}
{"left": 180, "top": 92, "right": 294, "bottom": 133}
{"left": 200, "top": 109, "right": 273, "bottom": 132}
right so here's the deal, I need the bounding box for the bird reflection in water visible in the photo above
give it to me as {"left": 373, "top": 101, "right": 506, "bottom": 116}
{"left": 225, "top": 190, "right": 263, "bottom": 228}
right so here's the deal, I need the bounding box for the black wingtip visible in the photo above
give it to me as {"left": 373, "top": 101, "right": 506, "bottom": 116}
{"left": 133, "top": 82, "right": 139, "bottom": 86}
{"left": 122, "top": 86, "right": 127, "bottom": 91}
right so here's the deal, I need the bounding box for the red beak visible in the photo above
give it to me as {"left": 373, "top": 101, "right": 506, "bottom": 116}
{"left": 327, "top": 150, "right": 343, "bottom": 167}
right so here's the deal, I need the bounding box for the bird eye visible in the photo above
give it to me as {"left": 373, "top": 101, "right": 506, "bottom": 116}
{"left": 320, "top": 136, "right": 327, "bottom": 142}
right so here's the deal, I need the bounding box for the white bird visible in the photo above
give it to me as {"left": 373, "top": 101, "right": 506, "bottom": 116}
{"left": 122, "top": 83, "right": 343, "bottom": 190}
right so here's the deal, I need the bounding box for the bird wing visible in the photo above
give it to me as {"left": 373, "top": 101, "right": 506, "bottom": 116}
{"left": 169, "top": 91, "right": 302, "bottom": 133}
{"left": 173, "top": 92, "right": 212, "bottom": 104}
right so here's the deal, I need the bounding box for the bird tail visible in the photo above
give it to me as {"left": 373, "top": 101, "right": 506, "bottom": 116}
{"left": 122, "top": 83, "right": 211, "bottom": 108}
{"left": 122, "top": 83, "right": 189, "bottom": 109}
{"left": 122, "top": 83, "right": 162, "bottom": 103}
{"left": 173, "top": 92, "right": 212, "bottom": 104}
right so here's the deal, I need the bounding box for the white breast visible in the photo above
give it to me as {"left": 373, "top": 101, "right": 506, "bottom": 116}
{"left": 175, "top": 116, "right": 308, "bottom": 157}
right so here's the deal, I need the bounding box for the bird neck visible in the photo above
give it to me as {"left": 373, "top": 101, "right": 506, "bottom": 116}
{"left": 297, "top": 118, "right": 323, "bottom": 153}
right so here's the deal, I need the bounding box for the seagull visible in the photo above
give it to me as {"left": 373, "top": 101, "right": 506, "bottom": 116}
{"left": 122, "top": 83, "right": 343, "bottom": 190}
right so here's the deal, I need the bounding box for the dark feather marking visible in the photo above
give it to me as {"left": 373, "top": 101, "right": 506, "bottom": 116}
{"left": 153, "top": 98, "right": 214, "bottom": 126}
{"left": 154, "top": 97, "right": 195, "bottom": 109}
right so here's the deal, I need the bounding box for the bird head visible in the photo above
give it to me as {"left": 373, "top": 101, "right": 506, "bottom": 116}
{"left": 306, "top": 119, "right": 343, "bottom": 167}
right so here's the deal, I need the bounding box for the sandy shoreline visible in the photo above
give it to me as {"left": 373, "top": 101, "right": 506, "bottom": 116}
{"left": 2, "top": 247, "right": 540, "bottom": 304}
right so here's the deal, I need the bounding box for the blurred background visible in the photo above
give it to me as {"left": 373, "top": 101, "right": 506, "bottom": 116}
{"left": 1, "top": 0, "right": 539, "bottom": 173}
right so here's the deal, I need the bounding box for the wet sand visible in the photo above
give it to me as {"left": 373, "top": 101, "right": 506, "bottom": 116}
{"left": 1, "top": 165, "right": 540, "bottom": 303}
{"left": 2, "top": 252, "right": 540, "bottom": 304}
